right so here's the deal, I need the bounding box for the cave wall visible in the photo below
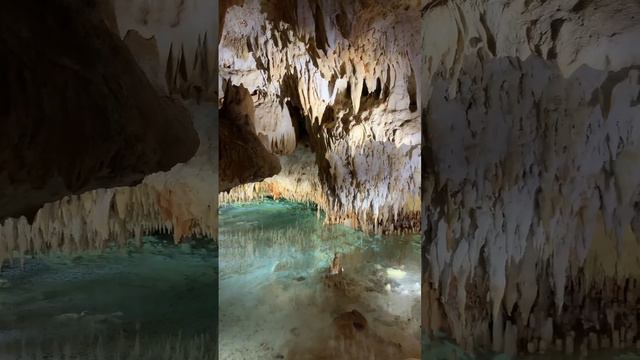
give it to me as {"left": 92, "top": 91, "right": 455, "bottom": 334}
{"left": 422, "top": 0, "right": 640, "bottom": 355}
{"left": 219, "top": 83, "right": 282, "bottom": 192}
{"left": 0, "top": 0, "right": 199, "bottom": 221}
{"left": 221, "top": 144, "right": 321, "bottom": 206}
{"left": 219, "top": 0, "right": 421, "bottom": 234}
{"left": 0, "top": 0, "right": 219, "bottom": 264}
{"left": 0, "top": 103, "right": 216, "bottom": 267}
{"left": 109, "top": 0, "right": 219, "bottom": 242}
{"left": 112, "top": 0, "right": 218, "bottom": 101}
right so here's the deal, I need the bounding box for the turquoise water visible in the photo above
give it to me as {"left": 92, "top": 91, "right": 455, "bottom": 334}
{"left": 0, "top": 236, "right": 217, "bottom": 360}
{"left": 219, "top": 200, "right": 421, "bottom": 359}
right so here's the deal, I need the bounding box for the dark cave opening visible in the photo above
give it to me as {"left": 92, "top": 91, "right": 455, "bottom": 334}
{"left": 286, "top": 100, "right": 310, "bottom": 145}
{"left": 408, "top": 66, "right": 417, "bottom": 112}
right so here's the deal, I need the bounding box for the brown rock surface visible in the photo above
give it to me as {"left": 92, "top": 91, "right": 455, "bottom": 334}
{"left": 334, "top": 310, "right": 368, "bottom": 339}
{"left": 219, "top": 0, "right": 421, "bottom": 234}
{"left": 421, "top": 0, "right": 640, "bottom": 354}
{"left": 219, "top": 84, "right": 281, "bottom": 192}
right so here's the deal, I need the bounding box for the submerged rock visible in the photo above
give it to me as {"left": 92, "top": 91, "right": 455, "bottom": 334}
{"left": 273, "top": 260, "right": 292, "bottom": 273}
{"left": 54, "top": 311, "right": 88, "bottom": 321}
{"left": 329, "top": 253, "right": 344, "bottom": 276}
{"left": 334, "top": 310, "right": 368, "bottom": 339}
{"left": 386, "top": 267, "right": 406, "bottom": 280}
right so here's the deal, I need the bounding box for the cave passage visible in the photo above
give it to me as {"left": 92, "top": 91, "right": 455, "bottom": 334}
{"left": 0, "top": 236, "right": 217, "bottom": 359}
{"left": 218, "top": 199, "right": 420, "bottom": 359}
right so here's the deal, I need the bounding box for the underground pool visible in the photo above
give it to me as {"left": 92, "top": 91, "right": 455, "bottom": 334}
{"left": 0, "top": 236, "right": 217, "bottom": 360}
{"left": 219, "top": 199, "right": 420, "bottom": 359}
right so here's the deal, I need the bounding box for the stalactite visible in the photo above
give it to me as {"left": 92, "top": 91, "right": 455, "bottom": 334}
{"left": 0, "top": 182, "right": 215, "bottom": 266}
{"left": 422, "top": 0, "right": 640, "bottom": 355}
{"left": 219, "top": 0, "right": 421, "bottom": 234}
{"left": 220, "top": 143, "right": 420, "bottom": 234}
{"left": 0, "top": 100, "right": 216, "bottom": 267}
{"left": 112, "top": 0, "right": 217, "bottom": 101}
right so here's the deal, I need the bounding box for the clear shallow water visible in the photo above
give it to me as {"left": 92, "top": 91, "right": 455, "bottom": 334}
{"left": 219, "top": 200, "right": 421, "bottom": 360}
{"left": 0, "top": 236, "right": 217, "bottom": 360}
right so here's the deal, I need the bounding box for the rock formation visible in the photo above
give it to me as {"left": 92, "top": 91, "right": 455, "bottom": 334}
{"left": 0, "top": 0, "right": 199, "bottom": 221}
{"left": 112, "top": 0, "right": 218, "bottom": 101}
{"left": 421, "top": 0, "right": 640, "bottom": 356}
{"left": 219, "top": 0, "right": 422, "bottom": 234}
{"left": 0, "top": 0, "right": 218, "bottom": 265}
{"left": 0, "top": 103, "right": 215, "bottom": 266}
{"left": 219, "top": 83, "right": 282, "bottom": 191}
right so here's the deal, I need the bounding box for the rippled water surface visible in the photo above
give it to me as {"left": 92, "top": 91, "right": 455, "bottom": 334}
{"left": 0, "top": 236, "right": 217, "bottom": 360}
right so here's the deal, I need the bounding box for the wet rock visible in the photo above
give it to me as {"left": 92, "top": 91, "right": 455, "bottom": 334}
{"left": 329, "top": 252, "right": 344, "bottom": 276}
{"left": 538, "top": 339, "right": 547, "bottom": 354}
{"left": 565, "top": 335, "right": 574, "bottom": 355}
{"left": 272, "top": 261, "right": 291, "bottom": 273}
{"left": 386, "top": 267, "right": 406, "bottom": 280}
{"left": 322, "top": 271, "right": 359, "bottom": 295}
{"left": 589, "top": 332, "right": 599, "bottom": 350}
{"left": 54, "top": 311, "right": 88, "bottom": 321}
{"left": 334, "top": 310, "right": 368, "bottom": 339}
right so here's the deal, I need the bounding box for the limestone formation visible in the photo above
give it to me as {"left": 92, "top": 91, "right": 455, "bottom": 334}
{"left": 330, "top": 252, "right": 344, "bottom": 275}
{"left": 219, "top": 0, "right": 421, "bottom": 234}
{"left": 0, "top": 0, "right": 218, "bottom": 265}
{"left": 334, "top": 309, "right": 368, "bottom": 339}
{"left": 0, "top": 103, "right": 216, "bottom": 266}
{"left": 219, "top": 83, "right": 282, "bottom": 191}
{"left": 0, "top": 0, "right": 199, "bottom": 221}
{"left": 421, "top": 0, "right": 640, "bottom": 355}
{"left": 220, "top": 145, "right": 321, "bottom": 205}
{"left": 112, "top": 0, "right": 218, "bottom": 101}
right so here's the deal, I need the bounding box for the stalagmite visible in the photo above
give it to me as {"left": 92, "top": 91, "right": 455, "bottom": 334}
{"left": 589, "top": 332, "right": 599, "bottom": 350}
{"left": 566, "top": 334, "right": 575, "bottom": 355}
{"left": 579, "top": 341, "right": 588, "bottom": 358}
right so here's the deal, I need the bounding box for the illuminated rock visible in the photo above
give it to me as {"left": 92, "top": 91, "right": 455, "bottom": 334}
{"left": 0, "top": 1, "right": 217, "bottom": 264}
{"left": 421, "top": 0, "right": 640, "bottom": 354}
{"left": 219, "top": 0, "right": 421, "bottom": 234}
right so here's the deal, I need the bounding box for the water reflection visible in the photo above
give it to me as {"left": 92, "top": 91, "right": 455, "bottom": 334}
{"left": 219, "top": 200, "right": 420, "bottom": 359}
{"left": 0, "top": 236, "right": 217, "bottom": 359}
